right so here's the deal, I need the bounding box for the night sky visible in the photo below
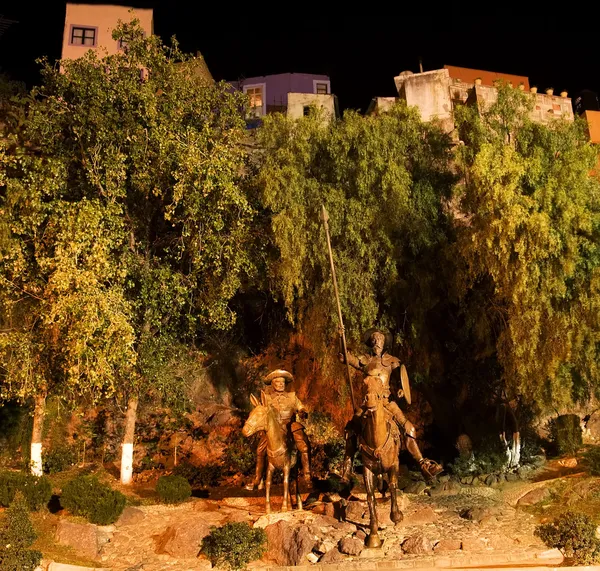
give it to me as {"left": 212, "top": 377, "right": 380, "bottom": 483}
{"left": 1, "top": 2, "right": 599, "bottom": 113}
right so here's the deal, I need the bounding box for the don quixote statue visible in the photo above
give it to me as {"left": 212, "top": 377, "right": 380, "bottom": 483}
{"left": 322, "top": 205, "right": 442, "bottom": 548}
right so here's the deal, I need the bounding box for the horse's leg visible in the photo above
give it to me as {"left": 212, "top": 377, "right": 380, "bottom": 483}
{"left": 295, "top": 463, "right": 303, "bottom": 511}
{"left": 265, "top": 463, "right": 274, "bottom": 514}
{"left": 389, "top": 462, "right": 403, "bottom": 524}
{"left": 282, "top": 461, "right": 290, "bottom": 512}
{"left": 364, "top": 466, "right": 382, "bottom": 548}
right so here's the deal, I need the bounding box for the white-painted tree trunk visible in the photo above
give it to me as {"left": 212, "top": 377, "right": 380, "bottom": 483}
{"left": 120, "top": 396, "right": 138, "bottom": 485}
{"left": 30, "top": 393, "right": 46, "bottom": 476}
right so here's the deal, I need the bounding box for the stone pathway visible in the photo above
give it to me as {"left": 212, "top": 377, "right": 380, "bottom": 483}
{"left": 86, "top": 480, "right": 560, "bottom": 571}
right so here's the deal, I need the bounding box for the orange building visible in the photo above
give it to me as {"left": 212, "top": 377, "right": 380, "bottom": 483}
{"left": 61, "top": 3, "right": 154, "bottom": 61}
{"left": 444, "top": 65, "right": 530, "bottom": 90}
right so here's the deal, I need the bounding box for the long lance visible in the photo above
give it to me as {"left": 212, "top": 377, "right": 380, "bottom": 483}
{"left": 321, "top": 205, "right": 357, "bottom": 412}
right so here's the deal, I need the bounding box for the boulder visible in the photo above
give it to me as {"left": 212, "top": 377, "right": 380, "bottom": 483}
{"left": 319, "top": 548, "right": 345, "bottom": 563}
{"left": 315, "top": 539, "right": 336, "bottom": 554}
{"left": 405, "top": 481, "right": 427, "bottom": 495}
{"left": 116, "top": 506, "right": 146, "bottom": 526}
{"left": 517, "top": 486, "right": 550, "bottom": 506}
{"left": 306, "top": 552, "right": 319, "bottom": 564}
{"left": 344, "top": 500, "right": 366, "bottom": 522}
{"left": 264, "top": 521, "right": 316, "bottom": 567}
{"left": 402, "top": 533, "right": 432, "bottom": 554}
{"left": 155, "top": 521, "right": 211, "bottom": 558}
{"left": 460, "top": 507, "right": 493, "bottom": 523}
{"left": 435, "top": 538, "right": 462, "bottom": 551}
{"left": 338, "top": 537, "right": 364, "bottom": 556}
{"left": 461, "top": 537, "right": 487, "bottom": 551}
{"left": 55, "top": 520, "right": 98, "bottom": 559}
{"left": 403, "top": 506, "right": 438, "bottom": 525}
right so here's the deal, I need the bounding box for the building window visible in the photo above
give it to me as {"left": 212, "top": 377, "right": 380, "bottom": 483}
{"left": 315, "top": 82, "right": 329, "bottom": 95}
{"left": 243, "top": 83, "right": 266, "bottom": 117}
{"left": 70, "top": 26, "right": 97, "bottom": 46}
{"left": 303, "top": 106, "right": 311, "bottom": 116}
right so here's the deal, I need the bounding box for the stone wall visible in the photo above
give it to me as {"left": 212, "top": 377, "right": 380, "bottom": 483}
{"left": 287, "top": 93, "right": 336, "bottom": 122}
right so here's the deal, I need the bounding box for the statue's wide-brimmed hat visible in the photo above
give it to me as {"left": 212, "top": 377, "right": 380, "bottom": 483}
{"left": 264, "top": 369, "right": 294, "bottom": 385}
{"left": 362, "top": 328, "right": 393, "bottom": 351}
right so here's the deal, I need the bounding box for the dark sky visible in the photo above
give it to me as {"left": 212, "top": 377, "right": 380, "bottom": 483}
{"left": 1, "top": 2, "right": 599, "bottom": 112}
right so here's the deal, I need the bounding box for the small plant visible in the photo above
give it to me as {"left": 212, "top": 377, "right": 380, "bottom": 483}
{"left": 224, "top": 434, "right": 256, "bottom": 475}
{"left": 548, "top": 415, "right": 582, "bottom": 456}
{"left": 0, "top": 492, "right": 43, "bottom": 570}
{"left": 201, "top": 522, "right": 267, "bottom": 570}
{"left": 156, "top": 475, "right": 191, "bottom": 504}
{"left": 0, "top": 470, "right": 52, "bottom": 511}
{"left": 173, "top": 462, "right": 222, "bottom": 488}
{"left": 43, "top": 446, "right": 76, "bottom": 474}
{"left": 584, "top": 446, "right": 600, "bottom": 476}
{"left": 60, "top": 475, "right": 126, "bottom": 525}
{"left": 535, "top": 511, "right": 600, "bottom": 564}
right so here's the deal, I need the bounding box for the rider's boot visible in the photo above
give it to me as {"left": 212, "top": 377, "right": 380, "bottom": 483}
{"left": 300, "top": 451, "right": 313, "bottom": 489}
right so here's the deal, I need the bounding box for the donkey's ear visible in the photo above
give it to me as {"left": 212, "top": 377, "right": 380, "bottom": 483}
{"left": 250, "top": 394, "right": 259, "bottom": 407}
{"left": 260, "top": 390, "right": 268, "bottom": 406}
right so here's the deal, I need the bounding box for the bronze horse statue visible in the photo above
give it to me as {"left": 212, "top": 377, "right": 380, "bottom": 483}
{"left": 242, "top": 391, "right": 303, "bottom": 513}
{"left": 358, "top": 382, "right": 404, "bottom": 548}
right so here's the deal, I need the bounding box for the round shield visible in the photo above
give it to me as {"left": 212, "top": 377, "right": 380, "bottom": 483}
{"left": 401, "top": 364, "right": 412, "bottom": 405}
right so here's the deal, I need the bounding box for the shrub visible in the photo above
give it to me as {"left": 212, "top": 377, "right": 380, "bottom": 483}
{"left": 0, "top": 471, "right": 51, "bottom": 511}
{"left": 548, "top": 414, "right": 583, "bottom": 456}
{"left": 43, "top": 446, "right": 76, "bottom": 474}
{"left": 584, "top": 446, "right": 600, "bottom": 476}
{"left": 224, "top": 434, "right": 256, "bottom": 475}
{"left": 0, "top": 492, "right": 42, "bottom": 571}
{"left": 156, "top": 475, "right": 191, "bottom": 504}
{"left": 201, "top": 522, "right": 267, "bottom": 570}
{"left": 535, "top": 511, "right": 600, "bottom": 564}
{"left": 60, "top": 475, "right": 126, "bottom": 525}
{"left": 173, "top": 462, "right": 222, "bottom": 488}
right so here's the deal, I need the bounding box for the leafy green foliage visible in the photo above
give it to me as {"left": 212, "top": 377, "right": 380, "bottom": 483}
{"left": 535, "top": 511, "right": 600, "bottom": 564}
{"left": 548, "top": 414, "right": 583, "bottom": 456}
{"left": 224, "top": 434, "right": 256, "bottom": 476}
{"left": 43, "top": 446, "right": 76, "bottom": 474}
{"left": 584, "top": 446, "right": 600, "bottom": 476}
{"left": 454, "top": 84, "right": 600, "bottom": 411}
{"left": 156, "top": 474, "right": 191, "bottom": 504}
{"left": 256, "top": 103, "right": 455, "bottom": 393}
{"left": 201, "top": 522, "right": 267, "bottom": 570}
{"left": 60, "top": 475, "right": 126, "bottom": 525}
{"left": 0, "top": 19, "right": 253, "bottom": 415}
{"left": 0, "top": 492, "right": 42, "bottom": 571}
{"left": 0, "top": 471, "right": 51, "bottom": 510}
{"left": 448, "top": 436, "right": 508, "bottom": 477}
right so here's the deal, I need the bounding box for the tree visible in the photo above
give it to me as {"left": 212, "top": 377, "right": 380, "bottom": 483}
{"left": 255, "top": 104, "right": 455, "bottom": 419}
{"left": 453, "top": 84, "right": 600, "bottom": 419}
{"left": 0, "top": 20, "right": 254, "bottom": 481}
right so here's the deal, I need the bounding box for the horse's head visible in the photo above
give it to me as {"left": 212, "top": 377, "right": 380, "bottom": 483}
{"left": 242, "top": 392, "right": 269, "bottom": 437}
{"left": 364, "top": 390, "right": 385, "bottom": 411}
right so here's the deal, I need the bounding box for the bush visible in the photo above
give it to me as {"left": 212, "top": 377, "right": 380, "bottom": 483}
{"left": 224, "top": 434, "right": 256, "bottom": 475}
{"left": 0, "top": 492, "right": 42, "bottom": 571}
{"left": 0, "top": 471, "right": 51, "bottom": 511}
{"left": 448, "top": 436, "right": 507, "bottom": 478}
{"left": 584, "top": 446, "right": 600, "bottom": 476}
{"left": 60, "top": 475, "right": 126, "bottom": 525}
{"left": 173, "top": 462, "right": 222, "bottom": 488}
{"left": 43, "top": 446, "right": 76, "bottom": 474}
{"left": 156, "top": 475, "right": 191, "bottom": 504}
{"left": 535, "top": 511, "right": 600, "bottom": 564}
{"left": 201, "top": 522, "right": 267, "bottom": 570}
{"left": 548, "top": 414, "right": 583, "bottom": 456}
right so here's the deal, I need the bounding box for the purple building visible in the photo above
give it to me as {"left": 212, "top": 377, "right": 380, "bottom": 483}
{"left": 230, "top": 72, "right": 333, "bottom": 117}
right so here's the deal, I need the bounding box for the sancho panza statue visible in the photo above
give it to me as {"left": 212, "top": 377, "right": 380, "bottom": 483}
{"left": 340, "top": 328, "right": 443, "bottom": 481}
{"left": 246, "top": 369, "right": 312, "bottom": 490}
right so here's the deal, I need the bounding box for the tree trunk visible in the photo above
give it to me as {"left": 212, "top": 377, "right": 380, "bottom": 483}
{"left": 30, "top": 392, "right": 46, "bottom": 476}
{"left": 120, "top": 396, "right": 138, "bottom": 485}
